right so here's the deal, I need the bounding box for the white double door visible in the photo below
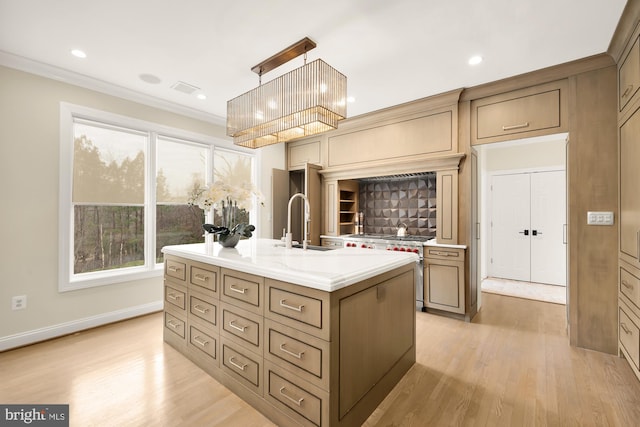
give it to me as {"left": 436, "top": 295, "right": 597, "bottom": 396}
{"left": 490, "top": 170, "right": 566, "bottom": 286}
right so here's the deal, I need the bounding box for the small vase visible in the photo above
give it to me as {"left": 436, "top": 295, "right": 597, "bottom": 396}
{"left": 218, "top": 233, "right": 240, "bottom": 248}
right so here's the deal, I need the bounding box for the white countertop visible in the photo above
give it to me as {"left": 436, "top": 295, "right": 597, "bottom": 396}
{"left": 322, "top": 235, "right": 467, "bottom": 250}
{"left": 162, "top": 239, "right": 417, "bottom": 292}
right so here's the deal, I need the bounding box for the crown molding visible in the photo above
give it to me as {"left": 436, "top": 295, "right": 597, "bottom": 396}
{"left": 0, "top": 50, "right": 226, "bottom": 127}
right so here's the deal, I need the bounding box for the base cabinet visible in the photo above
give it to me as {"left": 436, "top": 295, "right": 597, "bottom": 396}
{"left": 424, "top": 247, "right": 466, "bottom": 315}
{"left": 163, "top": 255, "right": 415, "bottom": 427}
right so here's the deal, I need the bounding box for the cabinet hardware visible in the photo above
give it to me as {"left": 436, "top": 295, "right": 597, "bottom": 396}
{"left": 279, "top": 343, "right": 304, "bottom": 359}
{"left": 168, "top": 266, "right": 180, "bottom": 272}
{"left": 228, "top": 357, "right": 247, "bottom": 371}
{"left": 193, "top": 304, "right": 209, "bottom": 314}
{"left": 563, "top": 224, "right": 567, "bottom": 244}
{"left": 279, "top": 387, "right": 304, "bottom": 406}
{"left": 622, "top": 84, "right": 634, "bottom": 99}
{"left": 229, "top": 284, "right": 247, "bottom": 294}
{"left": 621, "top": 322, "right": 633, "bottom": 335}
{"left": 279, "top": 299, "right": 304, "bottom": 312}
{"left": 193, "top": 336, "right": 209, "bottom": 347}
{"left": 194, "top": 274, "right": 208, "bottom": 282}
{"left": 622, "top": 280, "right": 633, "bottom": 290}
{"left": 167, "top": 293, "right": 179, "bottom": 301}
{"left": 518, "top": 229, "right": 529, "bottom": 236}
{"left": 167, "top": 320, "right": 180, "bottom": 329}
{"left": 501, "top": 122, "right": 529, "bottom": 131}
{"left": 532, "top": 229, "right": 542, "bottom": 236}
{"left": 228, "top": 320, "right": 247, "bottom": 333}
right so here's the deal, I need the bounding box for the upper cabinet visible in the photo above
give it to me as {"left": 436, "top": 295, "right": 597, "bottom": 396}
{"left": 470, "top": 80, "right": 569, "bottom": 145}
{"left": 619, "top": 35, "right": 640, "bottom": 112}
{"left": 287, "top": 139, "right": 322, "bottom": 170}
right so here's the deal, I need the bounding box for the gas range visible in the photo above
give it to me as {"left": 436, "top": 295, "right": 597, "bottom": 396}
{"left": 342, "top": 234, "right": 434, "bottom": 257}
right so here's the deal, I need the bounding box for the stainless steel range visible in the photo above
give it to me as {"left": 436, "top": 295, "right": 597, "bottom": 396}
{"left": 342, "top": 234, "right": 434, "bottom": 308}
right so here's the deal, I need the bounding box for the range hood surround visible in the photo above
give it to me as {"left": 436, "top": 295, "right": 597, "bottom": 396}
{"left": 318, "top": 152, "right": 465, "bottom": 181}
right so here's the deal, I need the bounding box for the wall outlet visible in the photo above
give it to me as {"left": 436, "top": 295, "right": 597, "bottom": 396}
{"left": 587, "top": 211, "right": 614, "bottom": 226}
{"left": 11, "top": 295, "right": 27, "bottom": 310}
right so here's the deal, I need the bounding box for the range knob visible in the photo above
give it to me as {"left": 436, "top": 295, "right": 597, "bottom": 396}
{"left": 393, "top": 247, "right": 399, "bottom": 251}
{"left": 361, "top": 243, "right": 367, "bottom": 249}
{"left": 412, "top": 248, "right": 419, "bottom": 254}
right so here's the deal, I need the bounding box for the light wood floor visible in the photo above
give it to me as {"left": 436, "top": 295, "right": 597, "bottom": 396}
{"left": 1, "top": 293, "right": 640, "bottom": 426}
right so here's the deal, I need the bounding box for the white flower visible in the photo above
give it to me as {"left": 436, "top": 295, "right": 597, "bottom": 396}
{"left": 187, "top": 179, "right": 264, "bottom": 212}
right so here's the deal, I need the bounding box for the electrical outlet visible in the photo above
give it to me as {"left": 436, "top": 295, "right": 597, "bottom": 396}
{"left": 587, "top": 211, "right": 614, "bottom": 226}
{"left": 11, "top": 295, "right": 27, "bottom": 310}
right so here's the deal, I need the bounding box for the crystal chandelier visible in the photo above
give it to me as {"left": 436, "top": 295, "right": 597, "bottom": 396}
{"left": 227, "top": 37, "right": 347, "bottom": 149}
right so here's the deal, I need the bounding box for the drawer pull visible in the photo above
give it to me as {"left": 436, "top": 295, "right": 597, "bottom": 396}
{"left": 431, "top": 251, "right": 456, "bottom": 257}
{"left": 167, "top": 293, "right": 180, "bottom": 301}
{"left": 168, "top": 266, "right": 181, "bottom": 272}
{"left": 229, "top": 284, "right": 247, "bottom": 294}
{"left": 622, "top": 280, "right": 633, "bottom": 290}
{"left": 621, "top": 322, "right": 633, "bottom": 335}
{"left": 280, "top": 299, "right": 304, "bottom": 313}
{"left": 279, "top": 387, "right": 304, "bottom": 406}
{"left": 502, "top": 122, "right": 529, "bottom": 131}
{"left": 228, "top": 357, "right": 247, "bottom": 371}
{"left": 622, "top": 84, "right": 634, "bottom": 99}
{"left": 193, "top": 336, "right": 209, "bottom": 347}
{"left": 279, "top": 343, "right": 304, "bottom": 359}
{"left": 194, "top": 274, "right": 209, "bottom": 282}
{"left": 193, "top": 304, "right": 209, "bottom": 314}
{"left": 167, "top": 320, "right": 181, "bottom": 329}
{"left": 228, "top": 320, "right": 247, "bottom": 333}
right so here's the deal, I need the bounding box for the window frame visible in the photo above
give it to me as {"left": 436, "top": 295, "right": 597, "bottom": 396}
{"left": 59, "top": 103, "right": 259, "bottom": 292}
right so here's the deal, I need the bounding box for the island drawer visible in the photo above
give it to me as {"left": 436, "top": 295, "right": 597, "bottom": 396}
{"left": 264, "top": 361, "right": 328, "bottom": 427}
{"left": 265, "top": 319, "right": 329, "bottom": 391}
{"left": 188, "top": 323, "right": 218, "bottom": 360}
{"left": 619, "top": 304, "right": 640, "bottom": 370}
{"left": 621, "top": 264, "right": 640, "bottom": 311}
{"left": 165, "top": 257, "right": 186, "bottom": 282}
{"left": 189, "top": 290, "right": 218, "bottom": 327}
{"left": 165, "top": 284, "right": 186, "bottom": 311}
{"left": 190, "top": 263, "right": 219, "bottom": 296}
{"left": 266, "top": 279, "right": 330, "bottom": 340}
{"left": 221, "top": 338, "right": 263, "bottom": 396}
{"left": 221, "top": 268, "right": 264, "bottom": 315}
{"left": 164, "top": 311, "right": 186, "bottom": 340}
{"left": 221, "top": 302, "right": 263, "bottom": 354}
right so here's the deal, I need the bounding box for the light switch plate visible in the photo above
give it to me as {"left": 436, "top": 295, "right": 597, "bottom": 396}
{"left": 587, "top": 211, "right": 614, "bottom": 225}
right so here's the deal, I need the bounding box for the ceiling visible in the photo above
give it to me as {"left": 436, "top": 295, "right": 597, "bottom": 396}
{"left": 0, "top": 0, "right": 627, "bottom": 125}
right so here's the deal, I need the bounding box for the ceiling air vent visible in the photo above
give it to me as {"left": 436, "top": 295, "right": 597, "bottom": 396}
{"left": 170, "top": 81, "right": 200, "bottom": 95}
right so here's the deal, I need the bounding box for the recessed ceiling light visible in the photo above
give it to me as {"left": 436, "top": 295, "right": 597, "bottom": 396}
{"left": 196, "top": 93, "right": 207, "bottom": 100}
{"left": 71, "top": 49, "right": 87, "bottom": 59}
{"left": 468, "top": 55, "right": 483, "bottom": 66}
{"left": 139, "top": 73, "right": 162, "bottom": 84}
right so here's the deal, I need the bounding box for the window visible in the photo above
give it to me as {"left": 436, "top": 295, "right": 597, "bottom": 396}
{"left": 59, "top": 103, "right": 258, "bottom": 291}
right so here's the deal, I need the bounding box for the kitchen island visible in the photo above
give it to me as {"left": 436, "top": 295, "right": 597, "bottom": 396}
{"left": 161, "top": 239, "right": 417, "bottom": 427}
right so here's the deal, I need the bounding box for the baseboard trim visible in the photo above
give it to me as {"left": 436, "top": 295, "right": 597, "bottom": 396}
{"left": 0, "top": 301, "right": 163, "bottom": 352}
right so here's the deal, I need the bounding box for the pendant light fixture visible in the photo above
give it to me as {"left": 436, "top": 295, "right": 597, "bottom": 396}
{"left": 227, "top": 37, "right": 347, "bottom": 149}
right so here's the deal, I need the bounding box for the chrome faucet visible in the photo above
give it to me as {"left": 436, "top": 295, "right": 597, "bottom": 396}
{"left": 286, "top": 193, "right": 310, "bottom": 250}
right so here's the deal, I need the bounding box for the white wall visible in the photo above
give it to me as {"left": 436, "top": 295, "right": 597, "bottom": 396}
{"left": 0, "top": 65, "right": 284, "bottom": 349}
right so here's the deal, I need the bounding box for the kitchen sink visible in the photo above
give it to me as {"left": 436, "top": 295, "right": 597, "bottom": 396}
{"left": 290, "top": 243, "right": 334, "bottom": 251}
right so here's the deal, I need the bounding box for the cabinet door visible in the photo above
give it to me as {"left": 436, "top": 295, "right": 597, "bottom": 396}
{"left": 425, "top": 259, "right": 465, "bottom": 314}
{"left": 620, "top": 109, "right": 640, "bottom": 264}
{"left": 338, "top": 270, "right": 414, "bottom": 418}
{"left": 619, "top": 37, "right": 640, "bottom": 112}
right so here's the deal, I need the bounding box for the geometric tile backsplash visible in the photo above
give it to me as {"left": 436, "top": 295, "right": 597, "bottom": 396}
{"left": 358, "top": 173, "right": 437, "bottom": 237}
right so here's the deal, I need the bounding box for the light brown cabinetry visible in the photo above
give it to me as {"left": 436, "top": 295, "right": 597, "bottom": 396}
{"left": 619, "top": 36, "right": 640, "bottom": 112}
{"left": 288, "top": 139, "right": 322, "bottom": 170}
{"left": 620, "top": 105, "right": 640, "bottom": 267}
{"left": 470, "top": 80, "right": 568, "bottom": 145}
{"left": 164, "top": 255, "right": 220, "bottom": 375}
{"left": 424, "top": 247, "right": 466, "bottom": 315}
{"left": 163, "top": 253, "right": 415, "bottom": 426}
{"left": 618, "top": 21, "right": 640, "bottom": 383}
{"left": 338, "top": 180, "right": 359, "bottom": 236}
